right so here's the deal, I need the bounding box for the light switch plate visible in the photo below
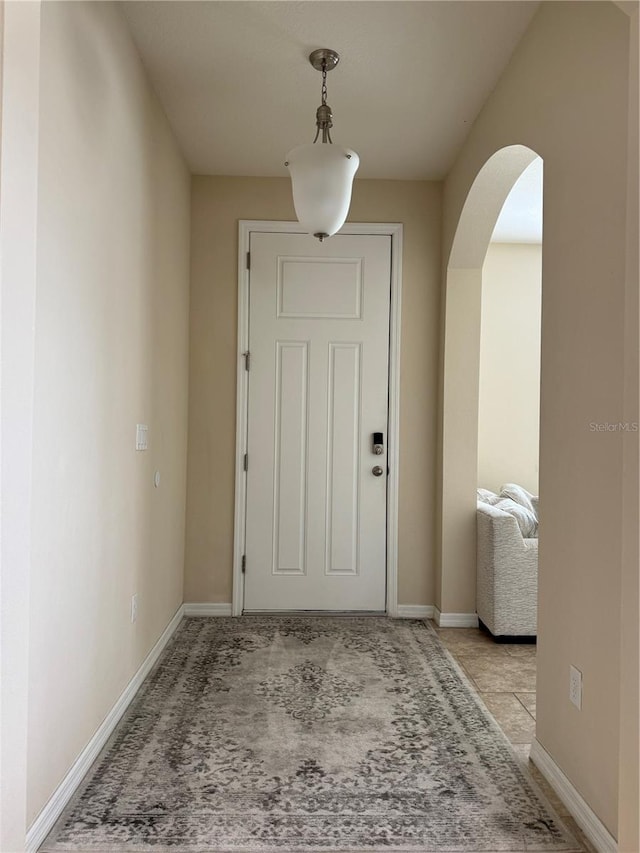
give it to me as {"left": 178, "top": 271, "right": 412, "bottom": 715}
{"left": 136, "top": 424, "right": 148, "bottom": 451}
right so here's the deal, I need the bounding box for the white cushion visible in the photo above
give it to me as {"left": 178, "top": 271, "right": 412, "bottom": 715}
{"left": 477, "top": 488, "right": 501, "bottom": 505}
{"left": 500, "top": 483, "right": 539, "bottom": 521}
{"left": 494, "top": 497, "right": 538, "bottom": 538}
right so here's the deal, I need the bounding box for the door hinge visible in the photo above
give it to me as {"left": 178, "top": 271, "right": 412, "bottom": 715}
{"left": 246, "top": 251, "right": 251, "bottom": 270}
{"left": 241, "top": 554, "right": 246, "bottom": 574}
{"left": 244, "top": 351, "right": 251, "bottom": 371}
{"left": 243, "top": 452, "right": 248, "bottom": 472}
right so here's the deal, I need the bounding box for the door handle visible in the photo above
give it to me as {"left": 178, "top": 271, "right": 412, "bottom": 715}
{"left": 372, "top": 466, "right": 384, "bottom": 477}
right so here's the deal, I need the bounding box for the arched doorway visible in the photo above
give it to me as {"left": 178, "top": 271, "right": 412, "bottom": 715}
{"left": 437, "top": 144, "right": 542, "bottom": 622}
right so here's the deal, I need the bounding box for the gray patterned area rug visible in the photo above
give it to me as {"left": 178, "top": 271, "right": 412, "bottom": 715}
{"left": 43, "top": 617, "right": 580, "bottom": 852}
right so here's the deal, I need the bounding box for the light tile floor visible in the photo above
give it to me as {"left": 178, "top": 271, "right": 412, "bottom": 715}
{"left": 432, "top": 624, "right": 597, "bottom": 853}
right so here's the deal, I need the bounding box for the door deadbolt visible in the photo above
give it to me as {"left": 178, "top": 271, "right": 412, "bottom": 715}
{"left": 372, "top": 432, "right": 384, "bottom": 455}
{"left": 372, "top": 466, "right": 384, "bottom": 477}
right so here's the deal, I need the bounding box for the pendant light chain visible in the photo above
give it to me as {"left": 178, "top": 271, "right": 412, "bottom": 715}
{"left": 313, "top": 57, "right": 333, "bottom": 144}
{"left": 321, "top": 60, "right": 328, "bottom": 106}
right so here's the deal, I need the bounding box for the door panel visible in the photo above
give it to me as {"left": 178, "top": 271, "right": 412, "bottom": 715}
{"left": 277, "top": 256, "right": 363, "bottom": 318}
{"left": 326, "top": 342, "right": 361, "bottom": 576}
{"left": 244, "top": 232, "right": 391, "bottom": 611}
{"left": 272, "top": 341, "right": 308, "bottom": 575}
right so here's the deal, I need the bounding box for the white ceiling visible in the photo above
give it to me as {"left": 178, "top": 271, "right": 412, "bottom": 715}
{"left": 121, "top": 1, "right": 539, "bottom": 180}
{"left": 491, "top": 157, "right": 543, "bottom": 244}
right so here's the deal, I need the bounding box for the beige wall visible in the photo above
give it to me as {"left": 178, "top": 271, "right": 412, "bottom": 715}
{"left": 478, "top": 243, "right": 541, "bottom": 494}
{"left": 0, "top": 3, "right": 42, "bottom": 848}
{"left": 185, "top": 177, "right": 441, "bottom": 607}
{"left": 617, "top": 4, "right": 639, "bottom": 849}
{"left": 27, "top": 1, "right": 190, "bottom": 824}
{"left": 441, "top": 1, "right": 634, "bottom": 837}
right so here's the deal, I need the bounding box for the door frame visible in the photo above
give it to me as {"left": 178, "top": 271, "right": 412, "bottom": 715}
{"left": 232, "top": 220, "right": 403, "bottom": 616}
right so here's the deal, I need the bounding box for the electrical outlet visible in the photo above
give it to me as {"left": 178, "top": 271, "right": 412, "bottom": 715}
{"left": 131, "top": 593, "right": 138, "bottom": 623}
{"left": 569, "top": 664, "right": 582, "bottom": 709}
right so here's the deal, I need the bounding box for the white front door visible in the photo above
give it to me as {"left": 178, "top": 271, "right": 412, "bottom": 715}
{"left": 243, "top": 231, "right": 391, "bottom": 611}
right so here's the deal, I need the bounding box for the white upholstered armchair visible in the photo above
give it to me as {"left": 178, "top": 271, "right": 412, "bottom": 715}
{"left": 476, "top": 500, "right": 538, "bottom": 639}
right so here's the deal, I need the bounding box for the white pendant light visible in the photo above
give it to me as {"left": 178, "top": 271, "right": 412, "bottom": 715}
{"left": 286, "top": 49, "right": 359, "bottom": 242}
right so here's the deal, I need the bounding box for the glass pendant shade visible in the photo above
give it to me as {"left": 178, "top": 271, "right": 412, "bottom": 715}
{"left": 286, "top": 143, "right": 359, "bottom": 238}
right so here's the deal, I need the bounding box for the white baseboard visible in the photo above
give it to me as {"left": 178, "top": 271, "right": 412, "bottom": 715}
{"left": 395, "top": 604, "right": 435, "bottom": 619}
{"left": 183, "top": 602, "right": 233, "bottom": 616}
{"left": 434, "top": 607, "right": 479, "bottom": 628}
{"left": 530, "top": 738, "right": 617, "bottom": 853}
{"left": 26, "top": 604, "right": 185, "bottom": 853}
